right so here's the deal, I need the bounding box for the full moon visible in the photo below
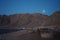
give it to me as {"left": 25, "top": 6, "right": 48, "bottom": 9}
{"left": 42, "top": 10, "right": 46, "bottom": 13}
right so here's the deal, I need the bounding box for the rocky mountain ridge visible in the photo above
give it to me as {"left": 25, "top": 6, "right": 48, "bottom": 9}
{"left": 0, "top": 11, "right": 60, "bottom": 29}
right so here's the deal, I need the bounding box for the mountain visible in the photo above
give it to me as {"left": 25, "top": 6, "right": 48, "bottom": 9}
{"left": 50, "top": 11, "right": 60, "bottom": 26}
{"left": 0, "top": 11, "right": 60, "bottom": 29}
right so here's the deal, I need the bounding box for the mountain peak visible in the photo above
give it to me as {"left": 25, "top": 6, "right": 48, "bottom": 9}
{"left": 52, "top": 11, "right": 60, "bottom": 16}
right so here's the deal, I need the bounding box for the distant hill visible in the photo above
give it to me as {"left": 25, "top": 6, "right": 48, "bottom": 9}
{"left": 0, "top": 11, "right": 60, "bottom": 29}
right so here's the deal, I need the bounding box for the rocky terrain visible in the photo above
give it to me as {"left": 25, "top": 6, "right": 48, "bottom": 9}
{"left": 0, "top": 11, "right": 60, "bottom": 29}
{"left": 0, "top": 28, "right": 60, "bottom": 40}
{"left": 0, "top": 11, "right": 60, "bottom": 40}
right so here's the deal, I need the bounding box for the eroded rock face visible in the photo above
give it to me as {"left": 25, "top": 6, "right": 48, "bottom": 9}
{"left": 0, "top": 15, "right": 10, "bottom": 26}
{"left": 0, "top": 11, "right": 60, "bottom": 28}
{"left": 51, "top": 11, "right": 60, "bottom": 26}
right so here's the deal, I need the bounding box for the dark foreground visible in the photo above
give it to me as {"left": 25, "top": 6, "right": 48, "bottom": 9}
{"left": 0, "top": 28, "right": 60, "bottom": 40}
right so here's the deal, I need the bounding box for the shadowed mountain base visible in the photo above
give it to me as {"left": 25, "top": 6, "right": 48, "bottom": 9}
{"left": 1, "top": 29, "right": 59, "bottom": 40}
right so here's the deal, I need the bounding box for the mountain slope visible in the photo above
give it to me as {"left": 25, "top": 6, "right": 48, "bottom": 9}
{"left": 0, "top": 11, "right": 60, "bottom": 28}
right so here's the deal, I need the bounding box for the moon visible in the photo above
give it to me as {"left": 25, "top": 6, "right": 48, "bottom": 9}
{"left": 42, "top": 10, "right": 46, "bottom": 13}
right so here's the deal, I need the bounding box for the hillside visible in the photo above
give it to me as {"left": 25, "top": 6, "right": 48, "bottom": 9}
{"left": 0, "top": 11, "right": 60, "bottom": 29}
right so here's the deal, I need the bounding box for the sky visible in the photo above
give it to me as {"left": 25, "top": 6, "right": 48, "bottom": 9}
{"left": 0, "top": 0, "right": 60, "bottom": 15}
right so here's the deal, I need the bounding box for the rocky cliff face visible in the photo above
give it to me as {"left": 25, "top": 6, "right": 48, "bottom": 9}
{"left": 0, "top": 11, "right": 60, "bottom": 28}
{"left": 0, "top": 15, "right": 10, "bottom": 26}
{"left": 50, "top": 11, "right": 60, "bottom": 26}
